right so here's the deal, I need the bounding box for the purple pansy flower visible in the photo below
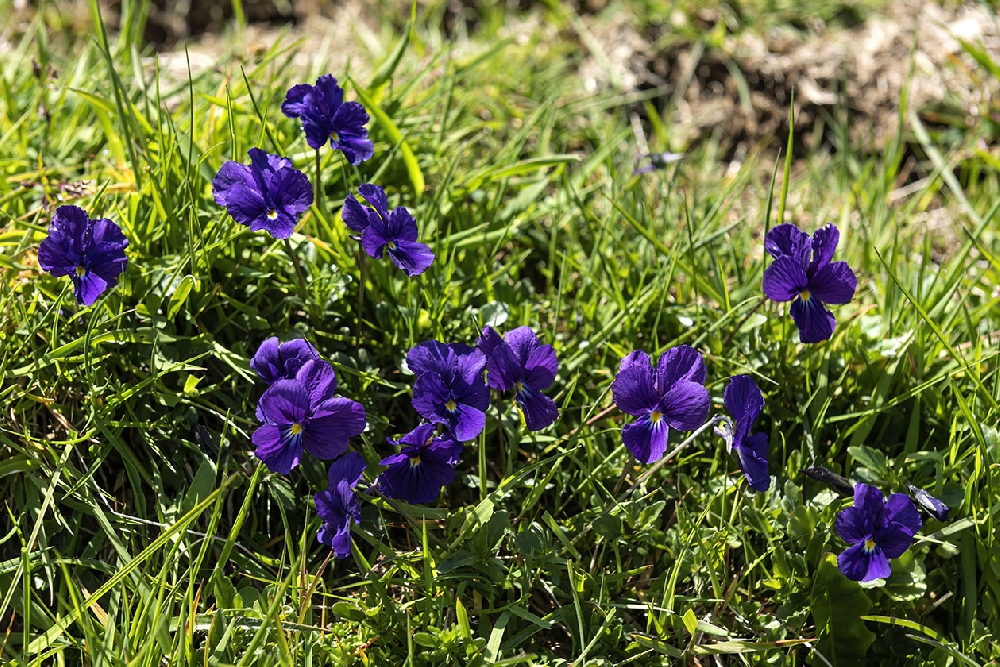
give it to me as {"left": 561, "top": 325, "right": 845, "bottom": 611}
{"left": 477, "top": 326, "right": 559, "bottom": 431}
{"left": 251, "top": 336, "right": 321, "bottom": 385}
{"left": 281, "top": 74, "right": 374, "bottom": 164}
{"left": 611, "top": 346, "right": 710, "bottom": 464}
{"left": 377, "top": 423, "right": 464, "bottom": 504}
{"left": 315, "top": 452, "right": 367, "bottom": 558}
{"left": 212, "top": 147, "right": 313, "bottom": 239}
{"left": 408, "top": 341, "right": 489, "bottom": 441}
{"left": 37, "top": 205, "right": 128, "bottom": 307}
{"left": 721, "top": 375, "right": 770, "bottom": 492}
{"left": 762, "top": 223, "right": 858, "bottom": 343}
{"left": 344, "top": 183, "right": 434, "bottom": 277}
{"left": 836, "top": 483, "right": 922, "bottom": 582}
{"left": 251, "top": 370, "right": 366, "bottom": 475}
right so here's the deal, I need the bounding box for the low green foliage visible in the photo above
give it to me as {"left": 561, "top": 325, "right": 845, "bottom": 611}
{"left": 1, "top": 0, "right": 998, "bottom": 664}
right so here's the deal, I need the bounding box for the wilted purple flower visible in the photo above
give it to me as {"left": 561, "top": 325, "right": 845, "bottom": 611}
{"left": 634, "top": 151, "right": 684, "bottom": 175}
{"left": 721, "top": 375, "right": 770, "bottom": 492}
{"left": 37, "top": 205, "right": 128, "bottom": 306}
{"left": 611, "top": 346, "right": 710, "bottom": 464}
{"left": 762, "top": 223, "right": 857, "bottom": 343}
{"left": 907, "top": 483, "right": 950, "bottom": 522}
{"left": 477, "top": 326, "right": 559, "bottom": 431}
{"left": 213, "top": 147, "right": 313, "bottom": 239}
{"left": 251, "top": 337, "right": 321, "bottom": 385}
{"left": 801, "top": 465, "right": 854, "bottom": 496}
{"left": 836, "top": 483, "right": 922, "bottom": 582}
{"left": 281, "top": 74, "right": 374, "bottom": 164}
{"left": 252, "top": 370, "right": 366, "bottom": 474}
{"left": 377, "top": 423, "right": 463, "bottom": 504}
{"left": 315, "top": 452, "right": 366, "bottom": 558}
{"left": 408, "top": 341, "right": 489, "bottom": 441}
{"left": 344, "top": 183, "right": 434, "bottom": 277}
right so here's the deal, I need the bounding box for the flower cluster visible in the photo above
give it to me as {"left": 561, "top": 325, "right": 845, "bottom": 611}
{"left": 282, "top": 74, "right": 374, "bottom": 163}
{"left": 38, "top": 205, "right": 128, "bottom": 306}
{"left": 343, "top": 183, "right": 435, "bottom": 277}
{"left": 835, "top": 483, "right": 921, "bottom": 582}
{"left": 213, "top": 148, "right": 313, "bottom": 239}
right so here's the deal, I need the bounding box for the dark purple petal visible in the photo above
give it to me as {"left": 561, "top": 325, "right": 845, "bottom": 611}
{"left": 312, "top": 74, "right": 345, "bottom": 109}
{"left": 724, "top": 374, "right": 764, "bottom": 446}
{"left": 861, "top": 549, "right": 892, "bottom": 582}
{"left": 809, "top": 223, "right": 840, "bottom": 274}
{"left": 734, "top": 431, "right": 769, "bottom": 491}
{"left": 476, "top": 326, "right": 504, "bottom": 357}
{"left": 612, "top": 365, "right": 658, "bottom": 417}
{"left": 622, "top": 417, "right": 669, "bottom": 464}
{"left": 428, "top": 435, "right": 464, "bottom": 466}
{"left": 386, "top": 208, "right": 419, "bottom": 243}
{"left": 300, "top": 110, "right": 334, "bottom": 150}
{"left": 248, "top": 209, "right": 297, "bottom": 239}
{"left": 412, "top": 372, "right": 452, "bottom": 419}
{"left": 360, "top": 217, "right": 389, "bottom": 258}
{"left": 763, "top": 256, "right": 809, "bottom": 302}
{"left": 790, "top": 297, "right": 837, "bottom": 343}
{"left": 809, "top": 261, "right": 857, "bottom": 305}
{"left": 483, "top": 340, "right": 520, "bottom": 391}
{"left": 303, "top": 397, "right": 367, "bottom": 459}
{"left": 388, "top": 240, "right": 435, "bottom": 277}
{"left": 295, "top": 359, "right": 338, "bottom": 405}
{"left": 524, "top": 344, "right": 558, "bottom": 389}
{"left": 257, "top": 379, "right": 310, "bottom": 425}
{"left": 659, "top": 380, "right": 710, "bottom": 431}
{"left": 248, "top": 147, "right": 292, "bottom": 175}
{"left": 764, "top": 223, "right": 811, "bottom": 264}
{"left": 342, "top": 193, "right": 372, "bottom": 233}
{"left": 330, "top": 102, "right": 373, "bottom": 165}
{"left": 357, "top": 183, "right": 390, "bottom": 221}
{"left": 390, "top": 423, "right": 438, "bottom": 449}
{"left": 853, "top": 483, "right": 886, "bottom": 515}
{"left": 252, "top": 423, "right": 302, "bottom": 474}
{"left": 837, "top": 542, "right": 873, "bottom": 581}
{"left": 327, "top": 451, "right": 366, "bottom": 488}
{"left": 88, "top": 218, "right": 128, "bottom": 247}
{"left": 282, "top": 83, "right": 313, "bottom": 118}
{"left": 451, "top": 377, "right": 490, "bottom": 416}
{"left": 835, "top": 506, "right": 871, "bottom": 544}
{"left": 655, "top": 345, "right": 706, "bottom": 390}
{"left": 37, "top": 235, "right": 78, "bottom": 276}
{"left": 517, "top": 390, "right": 558, "bottom": 431}
{"left": 447, "top": 403, "right": 487, "bottom": 441}
{"left": 270, "top": 167, "right": 314, "bottom": 216}
{"left": 454, "top": 347, "right": 487, "bottom": 383}
{"left": 212, "top": 162, "right": 254, "bottom": 206}
{"left": 314, "top": 478, "right": 359, "bottom": 558}
{"left": 876, "top": 522, "right": 916, "bottom": 560}
{"left": 251, "top": 337, "right": 320, "bottom": 385}
{"left": 378, "top": 455, "right": 455, "bottom": 504}
{"left": 884, "top": 493, "right": 922, "bottom": 537}
{"left": 73, "top": 270, "right": 109, "bottom": 306}
{"left": 618, "top": 350, "right": 651, "bottom": 375}
{"left": 407, "top": 341, "right": 456, "bottom": 377}
{"left": 50, "top": 206, "right": 90, "bottom": 244}
{"left": 504, "top": 327, "right": 540, "bottom": 368}
{"left": 222, "top": 182, "right": 270, "bottom": 228}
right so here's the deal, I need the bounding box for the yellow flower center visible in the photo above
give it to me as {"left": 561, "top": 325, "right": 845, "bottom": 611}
{"left": 267, "top": 209, "right": 278, "bottom": 220}
{"left": 330, "top": 129, "right": 339, "bottom": 143}
{"left": 515, "top": 381, "right": 524, "bottom": 393}
{"left": 799, "top": 289, "right": 811, "bottom": 301}
{"left": 387, "top": 241, "right": 396, "bottom": 250}
{"left": 864, "top": 538, "right": 876, "bottom": 552}
{"left": 289, "top": 423, "right": 303, "bottom": 435}
{"left": 410, "top": 455, "right": 421, "bottom": 467}
{"left": 650, "top": 411, "right": 663, "bottom": 423}
{"left": 445, "top": 400, "right": 457, "bottom": 412}
{"left": 75, "top": 265, "right": 86, "bottom": 277}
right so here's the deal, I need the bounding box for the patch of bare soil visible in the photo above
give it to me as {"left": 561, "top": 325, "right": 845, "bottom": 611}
{"left": 581, "top": 1, "right": 1000, "bottom": 156}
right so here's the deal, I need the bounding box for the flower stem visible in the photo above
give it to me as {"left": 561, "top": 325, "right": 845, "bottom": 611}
{"left": 283, "top": 238, "right": 310, "bottom": 312}
{"left": 573, "top": 415, "right": 722, "bottom": 545}
{"left": 314, "top": 149, "right": 322, "bottom": 212}
{"left": 356, "top": 240, "right": 366, "bottom": 338}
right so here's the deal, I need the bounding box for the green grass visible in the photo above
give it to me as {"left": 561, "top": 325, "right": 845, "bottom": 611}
{"left": 2, "top": 0, "right": 999, "bottom": 664}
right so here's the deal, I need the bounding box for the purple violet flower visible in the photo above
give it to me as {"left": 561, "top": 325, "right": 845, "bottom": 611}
{"left": 477, "top": 326, "right": 559, "bottom": 431}
{"left": 344, "top": 183, "right": 434, "bottom": 277}
{"left": 611, "top": 346, "right": 710, "bottom": 464}
{"left": 212, "top": 147, "right": 313, "bottom": 239}
{"left": 721, "top": 375, "right": 770, "bottom": 492}
{"left": 762, "top": 223, "right": 858, "bottom": 343}
{"left": 315, "top": 452, "right": 367, "bottom": 558}
{"left": 281, "top": 74, "right": 374, "bottom": 164}
{"left": 408, "top": 341, "right": 489, "bottom": 441}
{"left": 634, "top": 151, "right": 684, "bottom": 175}
{"left": 251, "top": 366, "right": 366, "bottom": 475}
{"left": 836, "top": 483, "right": 922, "bottom": 582}
{"left": 377, "top": 423, "right": 463, "bottom": 504}
{"left": 251, "top": 336, "right": 322, "bottom": 385}
{"left": 37, "top": 205, "right": 128, "bottom": 307}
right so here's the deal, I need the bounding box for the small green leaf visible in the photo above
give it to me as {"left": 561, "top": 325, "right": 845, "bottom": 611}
{"left": 682, "top": 608, "right": 699, "bottom": 635}
{"left": 167, "top": 275, "right": 196, "bottom": 319}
